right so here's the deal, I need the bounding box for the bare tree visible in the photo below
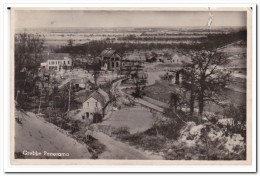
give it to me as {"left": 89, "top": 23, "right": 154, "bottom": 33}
{"left": 15, "top": 33, "right": 45, "bottom": 107}
{"left": 184, "top": 50, "right": 231, "bottom": 122}
{"left": 132, "top": 62, "right": 147, "bottom": 98}
{"left": 92, "top": 62, "right": 101, "bottom": 86}
{"left": 15, "top": 33, "right": 45, "bottom": 74}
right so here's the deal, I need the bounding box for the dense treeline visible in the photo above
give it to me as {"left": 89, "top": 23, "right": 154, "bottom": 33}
{"left": 117, "top": 36, "right": 206, "bottom": 41}
{"left": 55, "top": 29, "right": 246, "bottom": 56}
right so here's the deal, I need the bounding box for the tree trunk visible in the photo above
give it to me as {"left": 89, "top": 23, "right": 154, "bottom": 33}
{"left": 198, "top": 93, "right": 204, "bottom": 123}
{"left": 189, "top": 68, "right": 195, "bottom": 120}
{"left": 189, "top": 92, "right": 195, "bottom": 119}
{"left": 68, "top": 79, "right": 71, "bottom": 112}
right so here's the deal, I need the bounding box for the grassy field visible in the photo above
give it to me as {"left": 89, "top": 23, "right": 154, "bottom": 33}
{"left": 101, "top": 106, "right": 155, "bottom": 134}
{"left": 144, "top": 80, "right": 246, "bottom": 114}
{"left": 144, "top": 80, "right": 177, "bottom": 104}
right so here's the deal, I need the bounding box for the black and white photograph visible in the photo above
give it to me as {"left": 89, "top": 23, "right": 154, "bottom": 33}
{"left": 11, "top": 7, "right": 252, "bottom": 164}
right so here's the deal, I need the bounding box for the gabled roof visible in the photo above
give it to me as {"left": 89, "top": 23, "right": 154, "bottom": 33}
{"left": 99, "top": 49, "right": 116, "bottom": 58}
{"left": 180, "top": 56, "right": 192, "bottom": 64}
{"left": 172, "top": 54, "right": 180, "bottom": 58}
{"left": 88, "top": 91, "right": 107, "bottom": 107}
{"left": 97, "top": 88, "right": 109, "bottom": 103}
{"left": 76, "top": 88, "right": 109, "bottom": 107}
{"left": 71, "top": 78, "right": 89, "bottom": 84}
{"left": 75, "top": 90, "right": 92, "bottom": 103}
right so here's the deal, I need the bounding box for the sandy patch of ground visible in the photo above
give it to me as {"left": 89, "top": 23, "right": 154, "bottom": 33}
{"left": 15, "top": 109, "right": 91, "bottom": 159}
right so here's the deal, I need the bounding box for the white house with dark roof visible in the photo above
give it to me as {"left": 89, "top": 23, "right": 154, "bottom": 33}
{"left": 77, "top": 88, "right": 110, "bottom": 121}
{"left": 171, "top": 54, "right": 182, "bottom": 63}
{"left": 41, "top": 53, "right": 72, "bottom": 71}
{"left": 163, "top": 53, "right": 192, "bottom": 64}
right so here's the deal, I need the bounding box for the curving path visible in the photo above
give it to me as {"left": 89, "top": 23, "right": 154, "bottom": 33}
{"left": 92, "top": 132, "right": 162, "bottom": 160}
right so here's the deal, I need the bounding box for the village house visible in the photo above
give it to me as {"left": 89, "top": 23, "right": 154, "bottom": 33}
{"left": 71, "top": 78, "right": 95, "bottom": 92}
{"left": 71, "top": 78, "right": 89, "bottom": 89}
{"left": 97, "top": 48, "right": 121, "bottom": 71}
{"left": 76, "top": 88, "right": 110, "bottom": 122}
{"left": 162, "top": 53, "right": 192, "bottom": 64}
{"left": 171, "top": 54, "right": 182, "bottom": 63}
{"left": 40, "top": 53, "right": 72, "bottom": 71}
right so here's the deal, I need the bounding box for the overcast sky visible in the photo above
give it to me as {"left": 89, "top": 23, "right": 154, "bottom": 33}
{"left": 15, "top": 10, "right": 247, "bottom": 29}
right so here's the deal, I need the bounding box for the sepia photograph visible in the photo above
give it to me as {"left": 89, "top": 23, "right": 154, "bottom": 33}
{"left": 10, "top": 7, "right": 252, "bottom": 165}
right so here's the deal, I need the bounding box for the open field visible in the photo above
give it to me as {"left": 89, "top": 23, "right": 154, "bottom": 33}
{"left": 144, "top": 80, "right": 246, "bottom": 114}
{"left": 17, "top": 26, "right": 244, "bottom": 47}
{"left": 100, "top": 106, "right": 155, "bottom": 134}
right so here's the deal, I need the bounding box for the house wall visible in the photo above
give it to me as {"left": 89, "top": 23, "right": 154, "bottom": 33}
{"left": 45, "top": 59, "right": 72, "bottom": 70}
{"left": 172, "top": 55, "right": 181, "bottom": 63}
{"left": 82, "top": 97, "right": 103, "bottom": 119}
{"left": 108, "top": 54, "right": 121, "bottom": 71}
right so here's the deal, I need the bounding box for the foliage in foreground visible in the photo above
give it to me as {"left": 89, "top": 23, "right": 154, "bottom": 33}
{"left": 112, "top": 117, "right": 246, "bottom": 160}
{"left": 165, "top": 122, "right": 246, "bottom": 160}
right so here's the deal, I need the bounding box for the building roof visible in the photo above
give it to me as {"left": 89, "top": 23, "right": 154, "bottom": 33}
{"left": 75, "top": 90, "right": 92, "bottom": 103}
{"left": 71, "top": 78, "right": 89, "bottom": 84}
{"left": 42, "top": 53, "right": 71, "bottom": 62}
{"left": 99, "top": 49, "right": 116, "bottom": 58}
{"left": 97, "top": 88, "right": 110, "bottom": 103}
{"left": 172, "top": 54, "right": 180, "bottom": 58}
{"left": 180, "top": 56, "right": 192, "bottom": 64}
{"left": 76, "top": 88, "right": 109, "bottom": 107}
{"left": 89, "top": 91, "right": 107, "bottom": 107}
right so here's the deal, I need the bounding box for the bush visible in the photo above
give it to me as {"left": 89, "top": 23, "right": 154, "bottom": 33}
{"left": 117, "top": 132, "right": 167, "bottom": 153}
{"left": 144, "top": 121, "right": 184, "bottom": 140}
{"left": 93, "top": 113, "right": 103, "bottom": 123}
{"left": 166, "top": 122, "right": 247, "bottom": 160}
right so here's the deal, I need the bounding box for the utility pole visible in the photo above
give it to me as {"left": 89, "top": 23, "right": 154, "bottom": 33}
{"left": 67, "top": 59, "right": 74, "bottom": 113}
{"left": 38, "top": 87, "right": 43, "bottom": 114}
{"left": 67, "top": 76, "right": 71, "bottom": 113}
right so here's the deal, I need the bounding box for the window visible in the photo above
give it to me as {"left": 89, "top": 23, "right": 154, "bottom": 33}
{"left": 82, "top": 115, "right": 85, "bottom": 120}
{"left": 68, "top": 61, "right": 70, "bottom": 65}
{"left": 95, "top": 102, "right": 98, "bottom": 107}
{"left": 87, "top": 102, "right": 89, "bottom": 107}
{"left": 86, "top": 112, "right": 89, "bottom": 118}
{"left": 116, "top": 62, "right": 119, "bottom": 67}
{"left": 64, "top": 61, "right": 66, "bottom": 65}
{"left": 112, "top": 62, "right": 114, "bottom": 68}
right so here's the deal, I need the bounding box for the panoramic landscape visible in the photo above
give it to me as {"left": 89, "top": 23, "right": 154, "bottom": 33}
{"left": 14, "top": 10, "right": 247, "bottom": 160}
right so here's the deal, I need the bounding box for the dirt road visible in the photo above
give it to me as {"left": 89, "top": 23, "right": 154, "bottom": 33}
{"left": 92, "top": 132, "right": 162, "bottom": 160}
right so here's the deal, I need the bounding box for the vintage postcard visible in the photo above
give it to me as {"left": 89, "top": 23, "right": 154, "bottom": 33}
{"left": 10, "top": 7, "right": 253, "bottom": 166}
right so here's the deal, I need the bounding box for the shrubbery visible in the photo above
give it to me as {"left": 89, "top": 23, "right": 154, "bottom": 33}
{"left": 165, "top": 122, "right": 246, "bottom": 160}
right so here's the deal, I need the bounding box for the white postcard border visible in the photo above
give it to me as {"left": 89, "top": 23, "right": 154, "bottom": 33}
{"left": 3, "top": 2, "right": 257, "bottom": 173}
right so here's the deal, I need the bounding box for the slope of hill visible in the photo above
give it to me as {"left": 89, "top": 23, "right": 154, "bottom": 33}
{"left": 15, "top": 109, "right": 91, "bottom": 159}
